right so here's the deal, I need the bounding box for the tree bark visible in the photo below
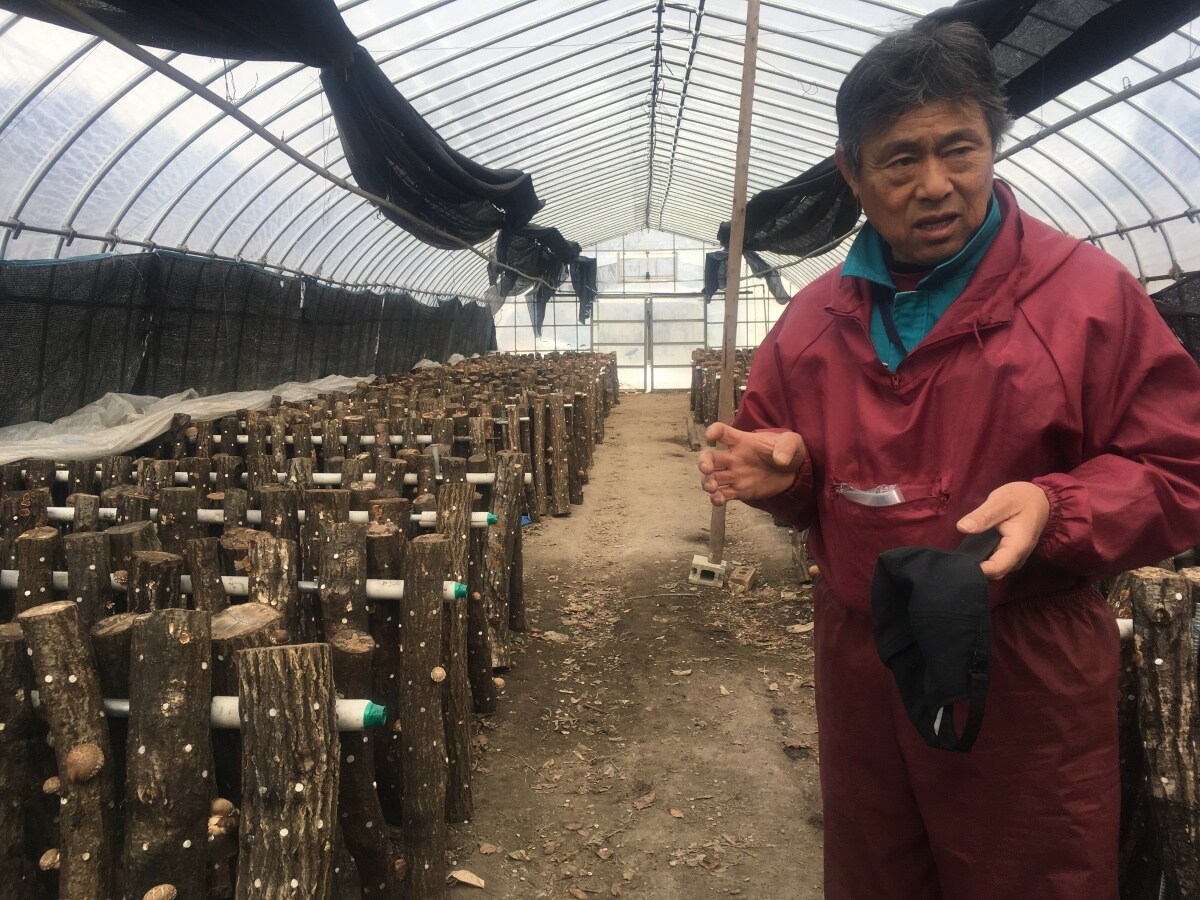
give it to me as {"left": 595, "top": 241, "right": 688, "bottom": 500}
{"left": 1132, "top": 566, "right": 1200, "bottom": 898}
{"left": 63, "top": 531, "right": 112, "bottom": 629}
{"left": 236, "top": 644, "right": 339, "bottom": 900}
{"left": 0, "top": 622, "right": 37, "bottom": 899}
{"left": 247, "top": 534, "right": 301, "bottom": 643}
{"left": 15, "top": 526, "right": 61, "bottom": 615}
{"left": 128, "top": 550, "right": 184, "bottom": 614}
{"left": 483, "top": 453, "right": 525, "bottom": 670}
{"left": 210, "top": 603, "right": 283, "bottom": 806}
{"left": 436, "top": 481, "right": 474, "bottom": 824}
{"left": 183, "top": 537, "right": 227, "bottom": 616}
{"left": 320, "top": 522, "right": 369, "bottom": 636}
{"left": 301, "top": 489, "right": 351, "bottom": 581}
{"left": 67, "top": 492, "right": 101, "bottom": 533}
{"left": 329, "top": 629, "right": 399, "bottom": 899}
{"left": 547, "top": 393, "right": 571, "bottom": 515}
{"left": 400, "top": 535, "right": 449, "bottom": 900}
{"left": 123, "top": 609, "right": 213, "bottom": 900}
{"left": 17, "top": 601, "right": 116, "bottom": 900}
{"left": 106, "top": 521, "right": 162, "bottom": 590}
{"left": 157, "top": 486, "right": 203, "bottom": 555}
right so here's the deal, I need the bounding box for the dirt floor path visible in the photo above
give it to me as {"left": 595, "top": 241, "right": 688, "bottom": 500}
{"left": 447, "top": 391, "right": 825, "bottom": 899}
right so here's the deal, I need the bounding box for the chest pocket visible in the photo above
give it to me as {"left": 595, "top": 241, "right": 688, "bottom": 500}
{"left": 828, "top": 477, "right": 949, "bottom": 524}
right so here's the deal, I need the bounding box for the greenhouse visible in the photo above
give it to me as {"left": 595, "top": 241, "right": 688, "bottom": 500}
{"left": 0, "top": 1, "right": 1198, "bottom": 898}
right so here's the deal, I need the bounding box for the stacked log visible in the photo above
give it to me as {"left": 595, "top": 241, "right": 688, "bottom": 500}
{"left": 0, "top": 352, "right": 618, "bottom": 898}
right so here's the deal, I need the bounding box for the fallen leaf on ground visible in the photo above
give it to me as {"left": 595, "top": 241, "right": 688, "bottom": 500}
{"left": 786, "top": 622, "right": 815, "bottom": 634}
{"left": 670, "top": 808, "right": 684, "bottom": 819}
{"left": 447, "top": 869, "right": 485, "bottom": 888}
{"left": 507, "top": 849, "right": 531, "bottom": 861}
{"left": 670, "top": 668, "right": 692, "bottom": 676}
{"left": 719, "top": 685, "right": 730, "bottom": 696}
{"left": 478, "top": 843, "right": 498, "bottom": 855}
{"left": 542, "top": 631, "right": 570, "bottom": 643}
{"left": 597, "top": 847, "right": 613, "bottom": 860}
{"left": 633, "top": 790, "right": 656, "bottom": 810}
{"left": 569, "top": 889, "right": 589, "bottom": 899}
{"left": 768, "top": 682, "right": 779, "bottom": 691}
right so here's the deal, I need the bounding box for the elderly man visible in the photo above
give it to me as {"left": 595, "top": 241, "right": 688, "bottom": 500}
{"left": 698, "top": 21, "right": 1200, "bottom": 900}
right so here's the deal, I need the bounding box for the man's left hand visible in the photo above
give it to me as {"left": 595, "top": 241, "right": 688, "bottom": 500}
{"left": 956, "top": 482, "right": 1050, "bottom": 580}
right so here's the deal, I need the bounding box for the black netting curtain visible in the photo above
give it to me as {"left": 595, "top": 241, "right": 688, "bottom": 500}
{"left": 1152, "top": 272, "right": 1200, "bottom": 365}
{"left": 3, "top": 0, "right": 541, "bottom": 248}
{"left": 489, "top": 226, "right": 581, "bottom": 337}
{"left": 0, "top": 253, "right": 496, "bottom": 427}
{"left": 716, "top": 0, "right": 1200, "bottom": 264}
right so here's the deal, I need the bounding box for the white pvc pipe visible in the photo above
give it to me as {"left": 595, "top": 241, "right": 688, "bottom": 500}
{"left": 0, "top": 570, "right": 466, "bottom": 601}
{"left": 30, "top": 693, "right": 386, "bottom": 731}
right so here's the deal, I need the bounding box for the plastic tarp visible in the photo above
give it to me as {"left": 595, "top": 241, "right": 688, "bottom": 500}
{"left": 0, "top": 373, "right": 365, "bottom": 464}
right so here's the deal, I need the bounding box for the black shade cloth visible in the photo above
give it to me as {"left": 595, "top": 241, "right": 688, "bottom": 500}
{"left": 4, "top": 0, "right": 542, "bottom": 249}
{"left": 871, "top": 529, "right": 1001, "bottom": 753}
{"left": 570, "top": 256, "right": 598, "bottom": 324}
{"left": 722, "top": 0, "right": 1200, "bottom": 261}
{"left": 702, "top": 249, "right": 792, "bottom": 304}
{"left": 490, "top": 225, "right": 581, "bottom": 337}
{"left": 1151, "top": 271, "right": 1200, "bottom": 365}
{"left": 0, "top": 252, "right": 496, "bottom": 427}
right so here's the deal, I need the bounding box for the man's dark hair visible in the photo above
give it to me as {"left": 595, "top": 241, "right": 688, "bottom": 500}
{"left": 835, "top": 22, "right": 1010, "bottom": 174}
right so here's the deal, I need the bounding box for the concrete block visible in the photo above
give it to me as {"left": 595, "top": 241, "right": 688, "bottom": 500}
{"left": 728, "top": 564, "right": 757, "bottom": 594}
{"left": 688, "top": 554, "right": 727, "bottom": 586}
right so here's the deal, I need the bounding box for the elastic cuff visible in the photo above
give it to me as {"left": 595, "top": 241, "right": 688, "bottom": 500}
{"left": 1030, "top": 478, "right": 1064, "bottom": 557}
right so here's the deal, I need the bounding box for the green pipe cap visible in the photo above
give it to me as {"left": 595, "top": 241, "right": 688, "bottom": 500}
{"left": 363, "top": 701, "right": 388, "bottom": 729}
{"left": 454, "top": 582, "right": 468, "bottom": 599}
{"left": 487, "top": 513, "right": 499, "bottom": 525}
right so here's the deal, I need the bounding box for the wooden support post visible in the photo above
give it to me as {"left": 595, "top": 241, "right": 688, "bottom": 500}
{"left": 436, "top": 481, "right": 474, "bottom": 824}
{"left": 1132, "top": 566, "right": 1199, "bottom": 897}
{"left": 17, "top": 601, "right": 115, "bottom": 900}
{"left": 236, "top": 644, "right": 339, "bottom": 899}
{"left": 365, "top": 520, "right": 406, "bottom": 830}
{"left": 566, "top": 396, "right": 584, "bottom": 506}
{"left": 16, "top": 526, "right": 60, "bottom": 615}
{"left": 123, "top": 609, "right": 213, "bottom": 900}
{"left": 63, "top": 531, "right": 111, "bottom": 628}
{"left": 184, "top": 537, "right": 227, "bottom": 616}
{"left": 329, "top": 629, "right": 400, "bottom": 899}
{"left": 0, "top": 623, "right": 37, "bottom": 899}
{"left": 400, "top": 535, "right": 449, "bottom": 900}
{"left": 247, "top": 534, "right": 301, "bottom": 643}
{"left": 708, "top": 0, "right": 760, "bottom": 569}
{"left": 320, "top": 522, "right": 369, "bottom": 635}
{"left": 128, "top": 550, "right": 184, "bottom": 614}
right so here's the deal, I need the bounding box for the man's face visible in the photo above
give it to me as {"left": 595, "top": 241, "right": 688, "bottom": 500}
{"left": 837, "top": 99, "right": 995, "bottom": 267}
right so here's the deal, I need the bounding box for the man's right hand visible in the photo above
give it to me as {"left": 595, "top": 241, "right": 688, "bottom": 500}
{"left": 697, "top": 423, "right": 808, "bottom": 507}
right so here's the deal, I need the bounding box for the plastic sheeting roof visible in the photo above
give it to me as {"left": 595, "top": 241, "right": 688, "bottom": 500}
{"left": 1, "top": 0, "right": 1198, "bottom": 301}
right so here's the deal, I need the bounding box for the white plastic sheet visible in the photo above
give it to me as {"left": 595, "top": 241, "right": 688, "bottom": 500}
{"left": 0, "top": 374, "right": 368, "bottom": 465}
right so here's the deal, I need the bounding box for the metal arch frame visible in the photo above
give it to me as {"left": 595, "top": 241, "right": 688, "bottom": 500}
{"left": 0, "top": 32, "right": 106, "bottom": 257}
{"left": 652, "top": 0, "right": 707, "bottom": 230}
{"left": 1018, "top": 107, "right": 1186, "bottom": 275}
{"left": 5, "top": 49, "right": 185, "bottom": 250}
{"left": 213, "top": 28, "right": 654, "bottom": 255}
{"left": 88, "top": 0, "right": 653, "bottom": 259}
{"left": 214, "top": 51, "right": 656, "bottom": 268}
{"left": 200, "top": 37, "right": 655, "bottom": 252}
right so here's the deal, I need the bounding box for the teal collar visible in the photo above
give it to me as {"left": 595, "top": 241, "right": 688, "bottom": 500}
{"left": 842, "top": 192, "right": 1002, "bottom": 371}
{"left": 842, "top": 191, "right": 1001, "bottom": 291}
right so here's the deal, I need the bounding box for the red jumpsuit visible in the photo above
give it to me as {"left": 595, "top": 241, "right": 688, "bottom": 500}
{"left": 732, "top": 181, "right": 1200, "bottom": 899}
